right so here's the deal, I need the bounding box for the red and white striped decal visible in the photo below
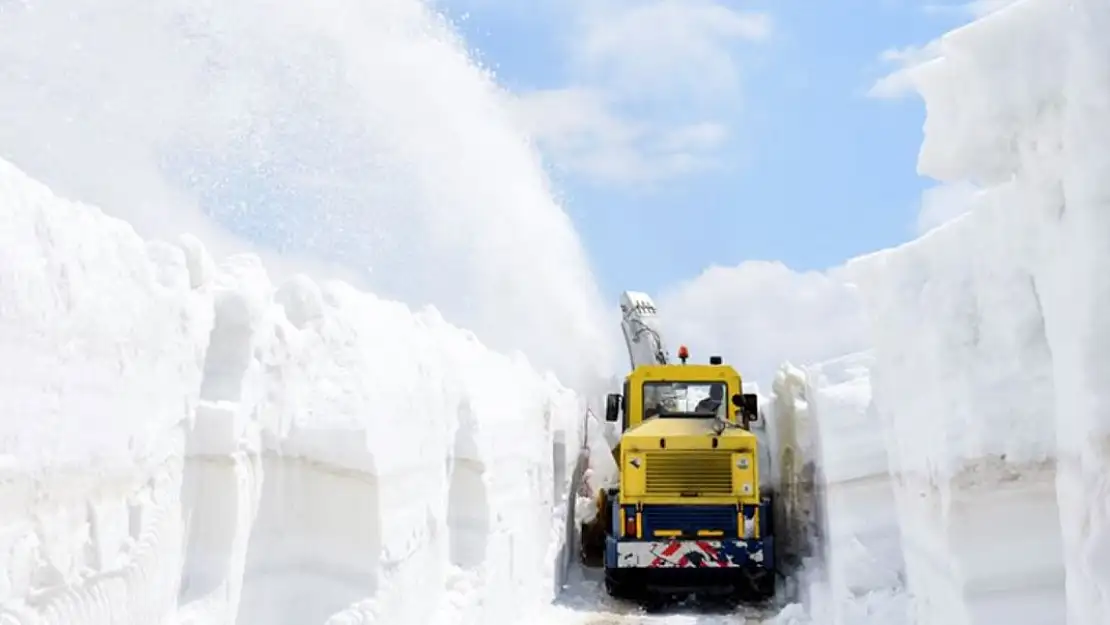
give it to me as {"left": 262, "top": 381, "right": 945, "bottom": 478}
{"left": 648, "top": 541, "right": 684, "bottom": 567}
{"left": 617, "top": 539, "right": 743, "bottom": 569}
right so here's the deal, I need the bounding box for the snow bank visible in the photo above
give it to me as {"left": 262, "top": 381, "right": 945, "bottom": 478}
{"left": 745, "top": 353, "right": 909, "bottom": 625}
{"left": 0, "top": 157, "right": 586, "bottom": 625}
{"left": 0, "top": 157, "right": 211, "bottom": 625}
{"left": 846, "top": 0, "right": 1110, "bottom": 622}
{"left": 770, "top": 356, "right": 908, "bottom": 625}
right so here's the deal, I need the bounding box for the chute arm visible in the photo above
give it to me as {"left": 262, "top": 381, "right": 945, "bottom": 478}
{"left": 619, "top": 291, "right": 670, "bottom": 369}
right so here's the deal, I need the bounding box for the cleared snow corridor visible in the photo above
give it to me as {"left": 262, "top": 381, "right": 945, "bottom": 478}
{"left": 2, "top": 0, "right": 1110, "bottom": 624}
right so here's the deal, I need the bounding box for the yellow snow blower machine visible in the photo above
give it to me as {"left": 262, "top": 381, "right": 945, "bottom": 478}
{"left": 579, "top": 292, "right": 776, "bottom": 606}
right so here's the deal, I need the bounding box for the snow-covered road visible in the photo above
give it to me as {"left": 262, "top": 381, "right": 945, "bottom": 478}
{"left": 547, "top": 566, "right": 783, "bottom": 625}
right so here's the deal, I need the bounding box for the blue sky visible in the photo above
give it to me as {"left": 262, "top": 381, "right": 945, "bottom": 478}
{"left": 435, "top": 0, "right": 991, "bottom": 298}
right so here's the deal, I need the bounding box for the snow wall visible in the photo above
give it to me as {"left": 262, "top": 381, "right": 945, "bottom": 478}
{"left": 766, "top": 355, "right": 906, "bottom": 625}
{"left": 756, "top": 2, "right": 1110, "bottom": 624}
{"left": 833, "top": 0, "right": 1110, "bottom": 623}
{"left": 0, "top": 157, "right": 587, "bottom": 625}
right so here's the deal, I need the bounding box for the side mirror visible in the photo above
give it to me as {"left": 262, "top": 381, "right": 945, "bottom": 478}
{"left": 744, "top": 394, "right": 759, "bottom": 421}
{"left": 605, "top": 394, "right": 622, "bottom": 422}
{"left": 731, "top": 393, "right": 759, "bottom": 420}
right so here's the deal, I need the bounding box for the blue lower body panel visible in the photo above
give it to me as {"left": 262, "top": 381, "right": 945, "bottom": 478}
{"left": 603, "top": 537, "right": 776, "bottom": 598}
{"left": 601, "top": 499, "right": 777, "bottom": 599}
{"left": 605, "top": 536, "right": 773, "bottom": 569}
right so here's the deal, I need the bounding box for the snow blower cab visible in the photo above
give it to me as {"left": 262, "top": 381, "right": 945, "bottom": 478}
{"left": 585, "top": 348, "right": 775, "bottom": 604}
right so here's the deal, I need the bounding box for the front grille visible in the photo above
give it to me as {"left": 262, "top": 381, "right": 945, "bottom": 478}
{"left": 644, "top": 451, "right": 732, "bottom": 496}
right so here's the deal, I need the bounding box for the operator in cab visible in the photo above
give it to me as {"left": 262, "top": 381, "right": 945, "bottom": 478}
{"left": 694, "top": 383, "right": 726, "bottom": 416}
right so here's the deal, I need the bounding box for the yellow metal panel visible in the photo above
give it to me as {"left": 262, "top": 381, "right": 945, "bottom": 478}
{"left": 624, "top": 434, "right": 753, "bottom": 453}
{"left": 636, "top": 511, "right": 643, "bottom": 539}
{"left": 621, "top": 494, "right": 742, "bottom": 506}
{"left": 731, "top": 451, "right": 760, "bottom": 504}
{"left": 622, "top": 453, "right": 646, "bottom": 497}
{"left": 625, "top": 417, "right": 754, "bottom": 440}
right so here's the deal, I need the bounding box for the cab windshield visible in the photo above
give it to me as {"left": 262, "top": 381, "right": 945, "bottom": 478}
{"left": 642, "top": 381, "right": 727, "bottom": 419}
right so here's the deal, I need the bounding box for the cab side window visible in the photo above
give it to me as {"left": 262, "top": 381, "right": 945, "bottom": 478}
{"left": 622, "top": 379, "right": 631, "bottom": 431}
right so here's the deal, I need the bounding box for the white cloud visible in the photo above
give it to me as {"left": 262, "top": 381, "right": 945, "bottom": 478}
{"left": 572, "top": 1, "right": 770, "bottom": 104}
{"left": 867, "top": 40, "right": 943, "bottom": 100}
{"left": 657, "top": 261, "right": 870, "bottom": 387}
{"left": 499, "top": 0, "right": 770, "bottom": 186}
{"left": 922, "top": 0, "right": 1022, "bottom": 17}
{"left": 878, "top": 41, "right": 944, "bottom": 67}
{"left": 965, "top": 0, "right": 1022, "bottom": 15}
{"left": 658, "top": 122, "right": 730, "bottom": 152}
{"left": 509, "top": 87, "right": 730, "bottom": 183}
